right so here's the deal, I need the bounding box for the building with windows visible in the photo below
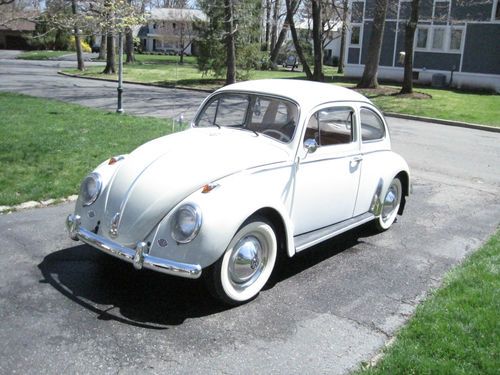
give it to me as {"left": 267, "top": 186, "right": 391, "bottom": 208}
{"left": 345, "top": 0, "right": 500, "bottom": 92}
{"left": 139, "top": 8, "right": 207, "bottom": 55}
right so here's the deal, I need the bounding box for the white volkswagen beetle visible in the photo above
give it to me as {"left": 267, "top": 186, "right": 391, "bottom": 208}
{"left": 66, "top": 79, "right": 410, "bottom": 304}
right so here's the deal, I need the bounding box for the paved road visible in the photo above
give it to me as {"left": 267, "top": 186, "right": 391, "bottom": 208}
{"left": 0, "top": 52, "right": 207, "bottom": 120}
{"left": 1, "top": 52, "right": 499, "bottom": 374}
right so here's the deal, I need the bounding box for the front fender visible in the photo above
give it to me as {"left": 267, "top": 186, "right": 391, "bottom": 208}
{"left": 146, "top": 166, "right": 296, "bottom": 269}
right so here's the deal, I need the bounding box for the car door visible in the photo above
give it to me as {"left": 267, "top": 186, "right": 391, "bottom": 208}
{"left": 352, "top": 105, "right": 392, "bottom": 216}
{"left": 291, "top": 103, "right": 362, "bottom": 235}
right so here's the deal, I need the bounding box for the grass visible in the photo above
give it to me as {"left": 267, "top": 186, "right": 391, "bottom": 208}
{"left": 364, "top": 86, "right": 500, "bottom": 126}
{"left": 16, "top": 50, "right": 72, "bottom": 60}
{"left": 0, "top": 92, "right": 174, "bottom": 206}
{"left": 359, "top": 230, "right": 500, "bottom": 375}
{"left": 65, "top": 57, "right": 500, "bottom": 126}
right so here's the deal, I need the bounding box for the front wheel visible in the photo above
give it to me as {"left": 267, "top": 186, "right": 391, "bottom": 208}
{"left": 375, "top": 177, "right": 402, "bottom": 232}
{"left": 205, "top": 217, "right": 277, "bottom": 305}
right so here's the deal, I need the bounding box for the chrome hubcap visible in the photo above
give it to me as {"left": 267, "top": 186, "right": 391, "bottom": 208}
{"left": 228, "top": 235, "right": 265, "bottom": 286}
{"left": 382, "top": 183, "right": 399, "bottom": 221}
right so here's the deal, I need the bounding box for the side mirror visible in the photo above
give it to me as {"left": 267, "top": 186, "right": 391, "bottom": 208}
{"left": 304, "top": 138, "right": 318, "bottom": 154}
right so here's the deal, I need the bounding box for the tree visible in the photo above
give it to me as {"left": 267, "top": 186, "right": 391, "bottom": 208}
{"left": 224, "top": 0, "right": 236, "bottom": 84}
{"left": 125, "top": 0, "right": 135, "bottom": 63}
{"left": 400, "top": 0, "right": 420, "bottom": 94}
{"left": 337, "top": 0, "right": 347, "bottom": 74}
{"left": 71, "top": 0, "right": 84, "bottom": 71}
{"left": 285, "top": 0, "right": 313, "bottom": 79}
{"left": 311, "top": 0, "right": 323, "bottom": 81}
{"left": 196, "top": 0, "right": 261, "bottom": 82}
{"left": 357, "top": 0, "right": 388, "bottom": 88}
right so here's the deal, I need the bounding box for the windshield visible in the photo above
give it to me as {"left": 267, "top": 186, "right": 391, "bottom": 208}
{"left": 194, "top": 93, "right": 299, "bottom": 144}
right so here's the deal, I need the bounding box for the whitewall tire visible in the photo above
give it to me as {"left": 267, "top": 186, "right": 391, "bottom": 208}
{"left": 205, "top": 216, "right": 277, "bottom": 305}
{"left": 375, "top": 177, "right": 402, "bottom": 231}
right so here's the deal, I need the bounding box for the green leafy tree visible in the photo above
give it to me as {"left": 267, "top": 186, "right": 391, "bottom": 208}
{"left": 196, "top": 0, "right": 262, "bottom": 84}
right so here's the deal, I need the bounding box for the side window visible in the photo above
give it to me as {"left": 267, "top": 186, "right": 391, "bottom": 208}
{"left": 360, "top": 108, "right": 385, "bottom": 142}
{"left": 306, "top": 107, "right": 354, "bottom": 147}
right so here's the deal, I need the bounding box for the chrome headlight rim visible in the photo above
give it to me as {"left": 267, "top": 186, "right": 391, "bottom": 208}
{"left": 80, "top": 172, "right": 102, "bottom": 207}
{"left": 171, "top": 203, "right": 202, "bottom": 244}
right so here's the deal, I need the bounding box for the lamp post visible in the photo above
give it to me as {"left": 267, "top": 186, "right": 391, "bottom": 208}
{"left": 117, "top": 31, "right": 124, "bottom": 113}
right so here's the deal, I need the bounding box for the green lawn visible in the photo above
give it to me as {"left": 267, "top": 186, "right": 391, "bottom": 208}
{"left": 0, "top": 92, "right": 173, "bottom": 206}
{"left": 359, "top": 230, "right": 500, "bottom": 374}
{"left": 17, "top": 50, "right": 71, "bottom": 60}
{"left": 65, "top": 59, "right": 499, "bottom": 126}
{"left": 365, "top": 87, "right": 500, "bottom": 126}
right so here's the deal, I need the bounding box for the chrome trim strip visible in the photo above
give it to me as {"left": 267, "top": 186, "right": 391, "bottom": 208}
{"left": 66, "top": 214, "right": 202, "bottom": 279}
{"left": 294, "top": 213, "right": 375, "bottom": 252}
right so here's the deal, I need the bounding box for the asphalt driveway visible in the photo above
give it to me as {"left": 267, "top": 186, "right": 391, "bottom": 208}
{"left": 0, "top": 52, "right": 499, "bottom": 374}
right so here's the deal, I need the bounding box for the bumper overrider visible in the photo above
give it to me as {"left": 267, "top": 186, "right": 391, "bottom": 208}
{"left": 65, "top": 214, "right": 202, "bottom": 279}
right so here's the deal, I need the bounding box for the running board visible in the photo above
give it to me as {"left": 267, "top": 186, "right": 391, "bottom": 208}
{"left": 294, "top": 212, "right": 375, "bottom": 252}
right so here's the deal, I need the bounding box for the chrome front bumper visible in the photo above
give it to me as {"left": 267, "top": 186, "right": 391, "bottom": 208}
{"left": 66, "top": 214, "right": 202, "bottom": 279}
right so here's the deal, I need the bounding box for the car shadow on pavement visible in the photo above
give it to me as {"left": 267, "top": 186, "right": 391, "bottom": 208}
{"left": 38, "top": 224, "right": 378, "bottom": 329}
{"left": 37, "top": 245, "right": 230, "bottom": 329}
{"left": 267, "top": 223, "right": 380, "bottom": 288}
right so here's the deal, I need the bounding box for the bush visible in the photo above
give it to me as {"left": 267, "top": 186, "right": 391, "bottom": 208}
{"left": 68, "top": 36, "right": 91, "bottom": 53}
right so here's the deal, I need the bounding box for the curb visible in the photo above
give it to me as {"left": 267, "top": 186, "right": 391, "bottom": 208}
{"left": 59, "top": 71, "right": 499, "bottom": 133}
{"left": 0, "top": 195, "right": 78, "bottom": 215}
{"left": 384, "top": 112, "right": 500, "bottom": 133}
{"left": 57, "top": 71, "right": 213, "bottom": 93}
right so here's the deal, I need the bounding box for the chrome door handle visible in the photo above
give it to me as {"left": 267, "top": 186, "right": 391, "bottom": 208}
{"left": 351, "top": 156, "right": 363, "bottom": 163}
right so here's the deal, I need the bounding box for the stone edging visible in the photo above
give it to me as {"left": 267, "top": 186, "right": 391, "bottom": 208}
{"left": 0, "top": 195, "right": 78, "bottom": 214}
{"left": 385, "top": 112, "right": 500, "bottom": 133}
{"left": 57, "top": 71, "right": 213, "bottom": 93}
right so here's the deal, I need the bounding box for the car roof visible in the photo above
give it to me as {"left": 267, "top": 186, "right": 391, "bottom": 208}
{"left": 215, "top": 79, "right": 373, "bottom": 110}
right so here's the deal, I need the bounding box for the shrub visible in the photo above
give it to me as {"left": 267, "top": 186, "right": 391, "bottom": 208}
{"left": 68, "top": 36, "right": 92, "bottom": 53}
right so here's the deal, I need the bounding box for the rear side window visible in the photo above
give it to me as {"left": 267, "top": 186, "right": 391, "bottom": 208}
{"left": 360, "top": 108, "right": 385, "bottom": 141}
{"left": 306, "top": 107, "right": 354, "bottom": 146}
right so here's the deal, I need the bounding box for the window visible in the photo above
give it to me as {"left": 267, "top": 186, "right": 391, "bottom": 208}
{"left": 432, "top": 28, "right": 445, "bottom": 50}
{"left": 496, "top": 0, "right": 500, "bottom": 20}
{"left": 195, "top": 94, "right": 298, "bottom": 143}
{"left": 350, "top": 26, "right": 361, "bottom": 45}
{"left": 416, "top": 27, "right": 428, "bottom": 49}
{"left": 449, "top": 29, "right": 463, "bottom": 51}
{"left": 197, "top": 95, "right": 249, "bottom": 127}
{"left": 433, "top": 1, "right": 450, "bottom": 20}
{"left": 360, "top": 108, "right": 385, "bottom": 142}
{"left": 306, "top": 107, "right": 354, "bottom": 147}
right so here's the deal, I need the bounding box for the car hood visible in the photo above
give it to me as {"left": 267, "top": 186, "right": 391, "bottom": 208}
{"left": 101, "top": 127, "right": 289, "bottom": 245}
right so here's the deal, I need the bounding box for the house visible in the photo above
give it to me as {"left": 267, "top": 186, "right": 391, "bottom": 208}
{"left": 345, "top": 0, "right": 500, "bottom": 92}
{"left": 140, "top": 8, "right": 207, "bottom": 55}
{"left": 0, "top": 20, "right": 36, "bottom": 50}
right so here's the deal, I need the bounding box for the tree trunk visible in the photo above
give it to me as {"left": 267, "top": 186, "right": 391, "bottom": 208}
{"left": 357, "top": 0, "right": 388, "bottom": 88}
{"left": 71, "top": 0, "right": 84, "bottom": 71}
{"left": 125, "top": 27, "right": 135, "bottom": 63}
{"left": 285, "top": 0, "right": 313, "bottom": 80}
{"left": 400, "top": 0, "right": 420, "bottom": 94}
{"left": 270, "top": 21, "right": 288, "bottom": 65}
{"left": 224, "top": 0, "right": 236, "bottom": 85}
{"left": 98, "top": 33, "right": 107, "bottom": 60}
{"left": 264, "top": 0, "right": 271, "bottom": 51}
{"left": 103, "top": 33, "right": 116, "bottom": 74}
{"left": 270, "top": 0, "right": 280, "bottom": 52}
{"left": 311, "top": 0, "right": 323, "bottom": 81}
{"left": 337, "top": 0, "right": 348, "bottom": 74}
{"left": 125, "top": 0, "right": 135, "bottom": 63}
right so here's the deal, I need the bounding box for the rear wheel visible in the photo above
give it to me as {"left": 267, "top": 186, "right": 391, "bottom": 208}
{"left": 375, "top": 177, "right": 402, "bottom": 231}
{"left": 205, "top": 216, "right": 277, "bottom": 305}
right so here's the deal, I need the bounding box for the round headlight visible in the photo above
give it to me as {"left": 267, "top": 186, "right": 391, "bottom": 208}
{"left": 171, "top": 204, "right": 202, "bottom": 244}
{"left": 80, "top": 173, "right": 102, "bottom": 206}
